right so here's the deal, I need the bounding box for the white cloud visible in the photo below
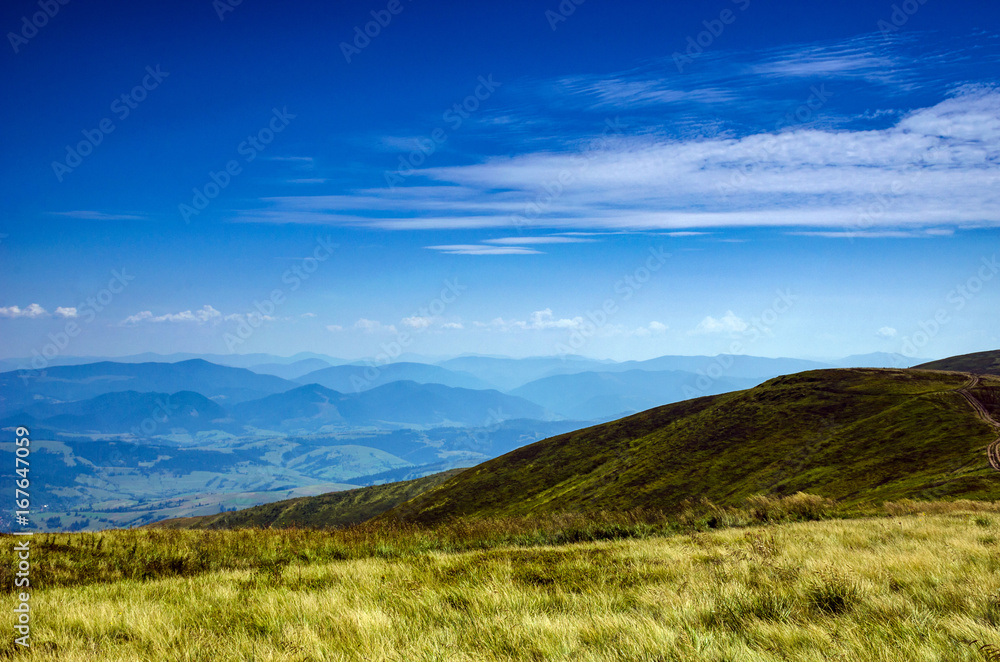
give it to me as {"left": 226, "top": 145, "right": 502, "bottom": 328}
{"left": 482, "top": 236, "right": 597, "bottom": 245}
{"left": 121, "top": 311, "right": 154, "bottom": 325}
{"left": 122, "top": 305, "right": 222, "bottom": 325}
{"left": 0, "top": 304, "right": 48, "bottom": 319}
{"left": 300, "top": 312, "right": 317, "bottom": 318}
{"left": 54, "top": 307, "right": 78, "bottom": 318}
{"left": 636, "top": 321, "right": 669, "bottom": 336}
{"left": 354, "top": 318, "right": 397, "bottom": 334}
{"left": 326, "top": 324, "right": 344, "bottom": 332}
{"left": 401, "top": 316, "right": 434, "bottom": 329}
{"left": 690, "top": 311, "right": 748, "bottom": 335}
{"left": 441, "top": 322, "right": 464, "bottom": 329}
{"left": 426, "top": 244, "right": 543, "bottom": 255}
{"left": 876, "top": 326, "right": 898, "bottom": 339}
{"left": 482, "top": 309, "right": 586, "bottom": 332}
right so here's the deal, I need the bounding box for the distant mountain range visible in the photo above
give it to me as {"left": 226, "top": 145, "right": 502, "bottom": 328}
{"left": 0, "top": 351, "right": 348, "bottom": 373}
{"left": 295, "top": 362, "right": 494, "bottom": 392}
{"left": 4, "top": 379, "right": 553, "bottom": 436}
{"left": 0, "top": 351, "right": 936, "bottom": 436}
{"left": 0, "top": 359, "right": 296, "bottom": 417}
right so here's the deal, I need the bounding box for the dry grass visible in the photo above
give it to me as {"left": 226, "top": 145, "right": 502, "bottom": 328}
{"left": 5, "top": 498, "right": 1000, "bottom": 660}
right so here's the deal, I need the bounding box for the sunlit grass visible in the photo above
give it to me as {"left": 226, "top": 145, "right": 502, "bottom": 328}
{"left": 4, "top": 499, "right": 1000, "bottom": 659}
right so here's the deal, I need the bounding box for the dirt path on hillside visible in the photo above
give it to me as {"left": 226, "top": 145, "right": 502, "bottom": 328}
{"left": 956, "top": 376, "right": 1000, "bottom": 471}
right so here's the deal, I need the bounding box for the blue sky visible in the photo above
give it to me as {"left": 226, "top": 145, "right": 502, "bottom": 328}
{"left": 1, "top": 0, "right": 998, "bottom": 363}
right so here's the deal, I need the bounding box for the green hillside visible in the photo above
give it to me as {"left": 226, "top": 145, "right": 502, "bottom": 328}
{"left": 385, "top": 369, "right": 1000, "bottom": 525}
{"left": 914, "top": 349, "right": 1000, "bottom": 376}
{"left": 152, "top": 469, "right": 465, "bottom": 529}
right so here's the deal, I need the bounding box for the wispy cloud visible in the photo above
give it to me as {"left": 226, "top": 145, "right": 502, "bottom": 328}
{"left": 49, "top": 211, "right": 147, "bottom": 221}
{"left": 481, "top": 236, "right": 597, "bottom": 245}
{"left": 555, "top": 75, "right": 736, "bottom": 109}
{"left": 232, "top": 87, "right": 1000, "bottom": 234}
{"left": 268, "top": 156, "right": 315, "bottom": 164}
{"left": 224, "top": 34, "right": 998, "bottom": 239}
{"left": 426, "top": 244, "right": 543, "bottom": 255}
{"left": 790, "top": 228, "right": 955, "bottom": 239}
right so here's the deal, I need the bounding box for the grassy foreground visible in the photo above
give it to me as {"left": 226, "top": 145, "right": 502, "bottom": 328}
{"left": 6, "top": 500, "right": 1000, "bottom": 660}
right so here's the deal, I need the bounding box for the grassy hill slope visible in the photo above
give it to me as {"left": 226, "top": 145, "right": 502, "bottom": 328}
{"left": 152, "top": 469, "right": 465, "bottom": 529}
{"left": 385, "top": 369, "right": 1000, "bottom": 525}
{"left": 914, "top": 349, "right": 1000, "bottom": 376}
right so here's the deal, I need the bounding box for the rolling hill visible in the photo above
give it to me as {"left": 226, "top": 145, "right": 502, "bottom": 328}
{"left": 384, "top": 368, "right": 1000, "bottom": 525}
{"left": 246, "top": 358, "right": 334, "bottom": 380}
{"left": 435, "top": 355, "right": 612, "bottom": 390}
{"left": 5, "top": 390, "right": 232, "bottom": 435}
{"left": 914, "top": 350, "right": 1000, "bottom": 376}
{"left": 231, "top": 380, "right": 554, "bottom": 431}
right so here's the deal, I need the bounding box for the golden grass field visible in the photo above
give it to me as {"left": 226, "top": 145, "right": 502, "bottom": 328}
{"left": 5, "top": 499, "right": 1000, "bottom": 660}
